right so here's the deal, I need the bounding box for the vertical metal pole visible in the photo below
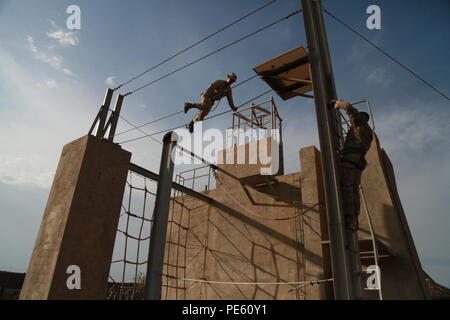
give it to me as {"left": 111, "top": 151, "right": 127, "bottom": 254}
{"left": 144, "top": 131, "right": 177, "bottom": 300}
{"left": 271, "top": 96, "right": 284, "bottom": 175}
{"left": 315, "top": 0, "right": 363, "bottom": 298}
{"left": 107, "top": 94, "right": 124, "bottom": 141}
{"left": 96, "top": 88, "right": 114, "bottom": 138}
{"left": 301, "top": 0, "right": 356, "bottom": 299}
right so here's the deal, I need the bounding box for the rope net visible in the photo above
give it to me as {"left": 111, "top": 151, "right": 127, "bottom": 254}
{"left": 107, "top": 138, "right": 328, "bottom": 300}
{"left": 107, "top": 171, "right": 193, "bottom": 300}
{"left": 107, "top": 171, "right": 155, "bottom": 300}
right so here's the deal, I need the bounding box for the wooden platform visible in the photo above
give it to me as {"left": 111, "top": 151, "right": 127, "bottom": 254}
{"left": 253, "top": 46, "right": 312, "bottom": 100}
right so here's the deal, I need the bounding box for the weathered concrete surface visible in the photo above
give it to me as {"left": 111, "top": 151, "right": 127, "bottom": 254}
{"left": 299, "top": 146, "right": 332, "bottom": 299}
{"left": 358, "top": 134, "right": 430, "bottom": 299}
{"left": 163, "top": 174, "right": 305, "bottom": 299}
{"left": 217, "top": 136, "right": 284, "bottom": 178}
{"left": 162, "top": 146, "right": 328, "bottom": 300}
{"left": 162, "top": 135, "right": 430, "bottom": 300}
{"left": 19, "top": 135, "right": 131, "bottom": 300}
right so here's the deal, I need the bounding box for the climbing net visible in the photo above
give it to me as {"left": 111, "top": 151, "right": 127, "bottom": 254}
{"left": 107, "top": 170, "right": 193, "bottom": 300}
{"left": 107, "top": 171, "right": 155, "bottom": 299}
{"left": 107, "top": 164, "right": 331, "bottom": 300}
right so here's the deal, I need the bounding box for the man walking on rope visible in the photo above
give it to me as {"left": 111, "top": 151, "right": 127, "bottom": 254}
{"left": 332, "top": 99, "right": 373, "bottom": 231}
{"left": 184, "top": 73, "right": 238, "bottom": 133}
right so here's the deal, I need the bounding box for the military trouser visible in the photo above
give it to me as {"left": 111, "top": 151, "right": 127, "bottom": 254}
{"left": 190, "top": 94, "right": 214, "bottom": 123}
{"left": 340, "top": 165, "right": 363, "bottom": 229}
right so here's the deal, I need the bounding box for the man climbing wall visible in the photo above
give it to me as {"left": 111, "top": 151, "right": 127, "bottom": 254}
{"left": 333, "top": 99, "right": 373, "bottom": 231}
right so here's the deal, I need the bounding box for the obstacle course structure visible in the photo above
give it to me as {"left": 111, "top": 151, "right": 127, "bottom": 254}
{"left": 19, "top": 0, "right": 434, "bottom": 300}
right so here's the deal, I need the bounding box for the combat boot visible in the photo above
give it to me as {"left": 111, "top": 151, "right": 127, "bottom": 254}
{"left": 188, "top": 121, "right": 194, "bottom": 133}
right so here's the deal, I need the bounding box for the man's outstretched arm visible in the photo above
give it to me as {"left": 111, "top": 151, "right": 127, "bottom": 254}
{"left": 227, "top": 90, "right": 237, "bottom": 111}
{"left": 332, "top": 99, "right": 362, "bottom": 126}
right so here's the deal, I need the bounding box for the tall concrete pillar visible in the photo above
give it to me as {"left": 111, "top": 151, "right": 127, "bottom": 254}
{"left": 20, "top": 135, "right": 131, "bottom": 300}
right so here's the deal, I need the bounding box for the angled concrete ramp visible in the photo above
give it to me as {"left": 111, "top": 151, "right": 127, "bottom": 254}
{"left": 358, "top": 133, "right": 430, "bottom": 299}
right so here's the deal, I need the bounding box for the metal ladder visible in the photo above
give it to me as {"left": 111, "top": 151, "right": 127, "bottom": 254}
{"left": 359, "top": 184, "right": 383, "bottom": 300}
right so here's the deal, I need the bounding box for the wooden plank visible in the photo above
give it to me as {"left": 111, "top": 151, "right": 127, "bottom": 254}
{"left": 253, "top": 46, "right": 312, "bottom": 100}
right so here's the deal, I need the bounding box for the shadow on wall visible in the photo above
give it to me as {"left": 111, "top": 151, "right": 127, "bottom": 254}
{"left": 162, "top": 171, "right": 323, "bottom": 300}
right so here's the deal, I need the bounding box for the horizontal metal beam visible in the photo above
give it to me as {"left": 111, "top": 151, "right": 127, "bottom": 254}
{"left": 130, "top": 162, "right": 219, "bottom": 202}
{"left": 235, "top": 100, "right": 271, "bottom": 113}
{"left": 252, "top": 104, "right": 271, "bottom": 115}
{"left": 233, "top": 112, "right": 264, "bottom": 129}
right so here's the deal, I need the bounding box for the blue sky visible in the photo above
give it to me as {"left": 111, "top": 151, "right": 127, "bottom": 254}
{"left": 0, "top": 0, "right": 449, "bottom": 287}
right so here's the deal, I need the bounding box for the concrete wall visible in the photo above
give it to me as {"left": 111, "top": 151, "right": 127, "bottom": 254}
{"left": 20, "top": 135, "right": 131, "bottom": 300}
{"left": 358, "top": 134, "right": 430, "bottom": 299}
{"left": 217, "top": 136, "right": 284, "bottom": 177}
{"left": 162, "top": 136, "right": 430, "bottom": 300}
{"left": 162, "top": 146, "right": 327, "bottom": 300}
{"left": 299, "top": 147, "right": 333, "bottom": 300}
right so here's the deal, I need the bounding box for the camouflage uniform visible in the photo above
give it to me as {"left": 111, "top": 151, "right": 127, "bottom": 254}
{"left": 189, "top": 80, "right": 236, "bottom": 123}
{"left": 334, "top": 100, "right": 373, "bottom": 230}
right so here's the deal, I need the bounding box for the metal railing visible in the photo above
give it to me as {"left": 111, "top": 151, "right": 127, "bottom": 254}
{"left": 228, "top": 96, "right": 282, "bottom": 146}
{"left": 338, "top": 99, "right": 376, "bottom": 137}
{"left": 360, "top": 184, "right": 383, "bottom": 300}
{"left": 174, "top": 165, "right": 215, "bottom": 193}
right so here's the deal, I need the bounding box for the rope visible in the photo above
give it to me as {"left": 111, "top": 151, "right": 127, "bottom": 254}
{"left": 110, "top": 171, "right": 155, "bottom": 289}
{"left": 215, "top": 173, "right": 319, "bottom": 221}
{"left": 117, "top": 90, "right": 273, "bottom": 144}
{"left": 203, "top": 89, "right": 273, "bottom": 121}
{"left": 115, "top": 110, "right": 184, "bottom": 137}
{"left": 123, "top": 9, "right": 302, "bottom": 96}
{"left": 117, "top": 229, "right": 151, "bottom": 241}
{"left": 322, "top": 7, "right": 449, "bottom": 101}
{"left": 115, "top": 111, "right": 163, "bottom": 145}
{"left": 164, "top": 275, "right": 333, "bottom": 287}
{"left": 288, "top": 279, "right": 334, "bottom": 292}
{"left": 113, "top": 0, "right": 278, "bottom": 90}
{"left": 114, "top": 74, "right": 260, "bottom": 138}
{"left": 111, "top": 259, "right": 148, "bottom": 266}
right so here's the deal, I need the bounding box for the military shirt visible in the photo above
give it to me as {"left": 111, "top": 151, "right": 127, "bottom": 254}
{"left": 335, "top": 100, "right": 373, "bottom": 167}
{"left": 203, "top": 80, "right": 236, "bottom": 108}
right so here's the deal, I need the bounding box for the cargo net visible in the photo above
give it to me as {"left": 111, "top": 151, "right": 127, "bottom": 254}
{"left": 107, "top": 150, "right": 331, "bottom": 300}
{"left": 107, "top": 170, "right": 192, "bottom": 300}
{"left": 107, "top": 171, "right": 154, "bottom": 299}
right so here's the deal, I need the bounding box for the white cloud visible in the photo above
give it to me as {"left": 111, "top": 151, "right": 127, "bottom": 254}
{"left": 62, "top": 68, "right": 73, "bottom": 76}
{"left": 366, "top": 68, "right": 393, "bottom": 87}
{"left": 0, "top": 155, "right": 54, "bottom": 188}
{"left": 0, "top": 46, "right": 161, "bottom": 189}
{"left": 376, "top": 107, "right": 450, "bottom": 155}
{"left": 0, "top": 47, "right": 94, "bottom": 188}
{"left": 45, "top": 79, "right": 57, "bottom": 88}
{"left": 26, "top": 35, "right": 75, "bottom": 79}
{"left": 26, "top": 20, "right": 79, "bottom": 77}
{"left": 106, "top": 76, "right": 116, "bottom": 86}
{"left": 47, "top": 20, "right": 79, "bottom": 47}
{"left": 35, "top": 79, "right": 57, "bottom": 88}
{"left": 27, "top": 35, "right": 62, "bottom": 70}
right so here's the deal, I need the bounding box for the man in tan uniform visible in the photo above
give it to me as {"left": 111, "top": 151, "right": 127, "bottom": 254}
{"left": 333, "top": 99, "right": 373, "bottom": 231}
{"left": 184, "top": 73, "right": 238, "bottom": 133}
